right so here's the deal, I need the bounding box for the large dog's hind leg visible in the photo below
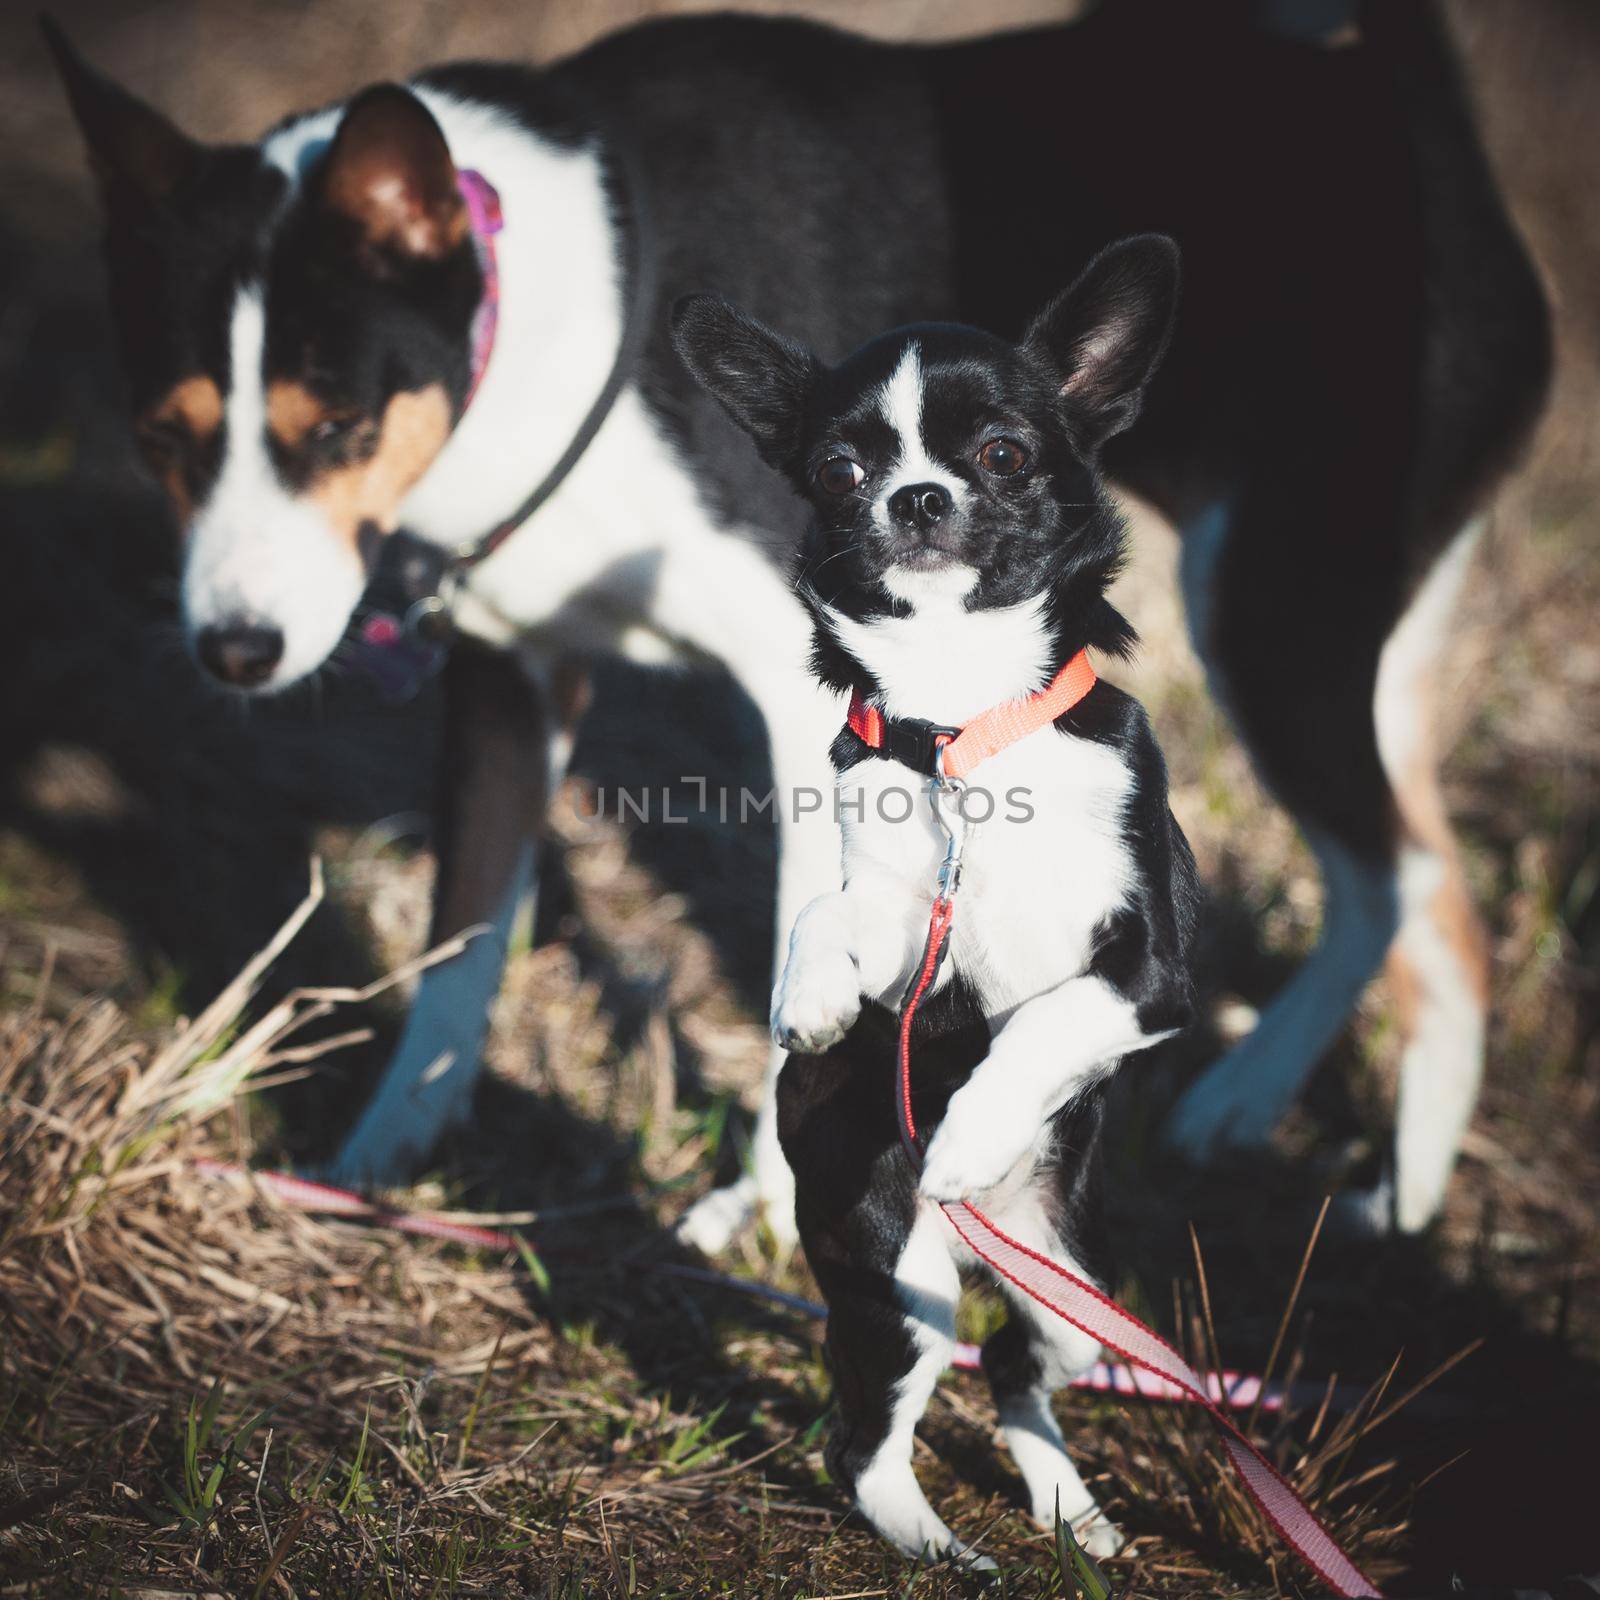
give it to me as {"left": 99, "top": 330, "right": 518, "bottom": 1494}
{"left": 1164, "top": 505, "right": 1497, "bottom": 1233}
{"left": 1163, "top": 0, "right": 1549, "bottom": 1228}
{"left": 1164, "top": 499, "right": 1402, "bottom": 1162}
{"left": 327, "top": 645, "right": 581, "bottom": 1187}
{"left": 1370, "top": 522, "right": 1491, "bottom": 1233}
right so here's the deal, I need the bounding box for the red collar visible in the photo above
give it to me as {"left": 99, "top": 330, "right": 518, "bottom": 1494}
{"left": 457, "top": 168, "right": 504, "bottom": 408}
{"left": 846, "top": 649, "right": 1097, "bottom": 781}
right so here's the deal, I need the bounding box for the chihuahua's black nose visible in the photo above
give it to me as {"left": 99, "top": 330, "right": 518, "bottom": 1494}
{"left": 888, "top": 482, "right": 951, "bottom": 532}
{"left": 195, "top": 620, "right": 284, "bottom": 689}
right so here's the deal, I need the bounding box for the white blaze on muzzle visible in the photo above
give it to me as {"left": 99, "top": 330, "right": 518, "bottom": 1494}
{"left": 180, "top": 286, "right": 367, "bottom": 690}
{"left": 870, "top": 343, "right": 970, "bottom": 537}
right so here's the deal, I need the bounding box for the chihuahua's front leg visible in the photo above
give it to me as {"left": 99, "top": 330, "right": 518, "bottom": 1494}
{"left": 920, "top": 976, "right": 1172, "bottom": 1201}
{"left": 772, "top": 866, "right": 929, "bottom": 1054}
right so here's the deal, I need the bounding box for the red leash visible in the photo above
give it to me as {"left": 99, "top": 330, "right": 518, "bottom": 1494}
{"left": 880, "top": 657, "right": 1381, "bottom": 1598}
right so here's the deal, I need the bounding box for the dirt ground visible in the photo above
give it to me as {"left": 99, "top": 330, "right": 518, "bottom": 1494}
{"left": 1, "top": 3, "right": 1598, "bottom": 1596}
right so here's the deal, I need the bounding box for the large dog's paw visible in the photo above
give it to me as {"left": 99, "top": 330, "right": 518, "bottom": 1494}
{"left": 322, "top": 1055, "right": 477, "bottom": 1189}
{"left": 676, "top": 1175, "right": 759, "bottom": 1256}
{"left": 770, "top": 942, "right": 861, "bottom": 1055}
{"left": 676, "top": 1170, "right": 802, "bottom": 1256}
{"left": 919, "top": 1086, "right": 1036, "bottom": 1202}
{"left": 1328, "top": 1174, "right": 1396, "bottom": 1240}
{"left": 1066, "top": 1509, "right": 1125, "bottom": 1562}
{"left": 1164, "top": 1058, "right": 1283, "bottom": 1158}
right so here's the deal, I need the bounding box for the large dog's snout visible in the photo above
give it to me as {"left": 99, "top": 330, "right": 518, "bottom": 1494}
{"left": 195, "top": 619, "right": 286, "bottom": 689}
{"left": 888, "top": 482, "right": 951, "bottom": 533}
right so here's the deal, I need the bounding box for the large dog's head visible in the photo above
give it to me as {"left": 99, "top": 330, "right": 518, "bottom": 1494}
{"left": 671, "top": 236, "right": 1179, "bottom": 641}
{"left": 48, "top": 24, "right": 484, "bottom": 690}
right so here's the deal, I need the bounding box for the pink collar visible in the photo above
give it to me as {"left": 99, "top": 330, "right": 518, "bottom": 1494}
{"left": 457, "top": 168, "right": 503, "bottom": 408}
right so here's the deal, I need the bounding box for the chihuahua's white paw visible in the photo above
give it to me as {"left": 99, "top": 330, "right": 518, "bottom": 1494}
{"left": 771, "top": 942, "right": 861, "bottom": 1055}
{"left": 919, "top": 1088, "right": 1035, "bottom": 1201}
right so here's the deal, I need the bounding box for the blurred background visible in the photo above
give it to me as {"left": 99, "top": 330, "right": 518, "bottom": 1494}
{"left": 1, "top": 2, "right": 1598, "bottom": 1593}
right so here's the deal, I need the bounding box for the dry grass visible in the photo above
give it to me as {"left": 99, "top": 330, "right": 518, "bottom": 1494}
{"left": 0, "top": 868, "right": 1430, "bottom": 1597}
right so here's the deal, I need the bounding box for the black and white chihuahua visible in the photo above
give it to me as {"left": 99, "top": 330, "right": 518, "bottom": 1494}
{"left": 672, "top": 236, "right": 1200, "bottom": 1564}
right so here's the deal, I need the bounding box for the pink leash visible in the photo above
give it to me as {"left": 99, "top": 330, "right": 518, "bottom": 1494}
{"left": 895, "top": 895, "right": 1381, "bottom": 1598}
{"left": 191, "top": 1159, "right": 1365, "bottom": 1415}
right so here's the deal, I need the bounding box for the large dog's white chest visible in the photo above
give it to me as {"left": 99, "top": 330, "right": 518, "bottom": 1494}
{"left": 841, "top": 727, "right": 1135, "bottom": 1020}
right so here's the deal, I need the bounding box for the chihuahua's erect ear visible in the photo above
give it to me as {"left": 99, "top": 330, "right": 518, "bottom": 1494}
{"left": 671, "top": 295, "right": 822, "bottom": 471}
{"left": 317, "top": 85, "right": 467, "bottom": 266}
{"left": 1022, "top": 234, "right": 1180, "bottom": 450}
{"left": 43, "top": 16, "right": 202, "bottom": 209}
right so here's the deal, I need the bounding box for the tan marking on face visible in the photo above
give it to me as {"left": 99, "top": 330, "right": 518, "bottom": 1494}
{"left": 155, "top": 374, "right": 224, "bottom": 439}
{"left": 137, "top": 375, "right": 224, "bottom": 523}
{"left": 265, "top": 379, "right": 334, "bottom": 451}
{"left": 302, "top": 383, "right": 453, "bottom": 550}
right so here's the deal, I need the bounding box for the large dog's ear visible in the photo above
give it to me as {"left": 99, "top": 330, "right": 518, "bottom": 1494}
{"left": 317, "top": 85, "right": 466, "bottom": 265}
{"left": 1023, "top": 234, "right": 1180, "bottom": 450}
{"left": 42, "top": 17, "right": 202, "bottom": 209}
{"left": 671, "top": 295, "right": 822, "bottom": 472}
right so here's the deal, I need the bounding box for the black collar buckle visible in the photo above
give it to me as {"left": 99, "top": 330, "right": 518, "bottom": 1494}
{"left": 880, "top": 716, "right": 962, "bottom": 776}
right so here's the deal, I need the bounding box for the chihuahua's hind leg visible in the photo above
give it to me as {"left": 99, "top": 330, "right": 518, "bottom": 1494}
{"left": 980, "top": 1179, "right": 1122, "bottom": 1559}
{"left": 822, "top": 1210, "right": 994, "bottom": 1569}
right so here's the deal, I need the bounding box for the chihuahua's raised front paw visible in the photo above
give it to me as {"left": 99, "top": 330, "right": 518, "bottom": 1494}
{"left": 771, "top": 943, "right": 861, "bottom": 1055}
{"left": 919, "top": 1088, "right": 1036, "bottom": 1201}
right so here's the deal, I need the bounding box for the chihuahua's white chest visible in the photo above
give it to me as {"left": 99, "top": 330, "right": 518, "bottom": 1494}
{"left": 840, "top": 723, "right": 1134, "bottom": 1020}
{"left": 827, "top": 591, "right": 1136, "bottom": 1018}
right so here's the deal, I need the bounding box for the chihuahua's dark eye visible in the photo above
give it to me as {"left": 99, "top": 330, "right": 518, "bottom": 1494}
{"left": 816, "top": 455, "right": 866, "bottom": 495}
{"left": 978, "top": 437, "right": 1029, "bottom": 477}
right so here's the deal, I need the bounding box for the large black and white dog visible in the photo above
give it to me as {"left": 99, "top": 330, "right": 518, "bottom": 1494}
{"left": 672, "top": 239, "right": 1198, "bottom": 1561}
{"left": 48, "top": 1, "right": 1546, "bottom": 1248}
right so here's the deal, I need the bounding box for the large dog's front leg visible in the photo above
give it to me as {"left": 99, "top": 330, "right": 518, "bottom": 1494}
{"left": 328, "top": 644, "right": 572, "bottom": 1187}
{"left": 676, "top": 667, "right": 841, "bottom": 1254}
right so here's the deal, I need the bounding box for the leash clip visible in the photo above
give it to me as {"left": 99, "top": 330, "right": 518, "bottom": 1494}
{"left": 931, "top": 742, "right": 968, "bottom": 901}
